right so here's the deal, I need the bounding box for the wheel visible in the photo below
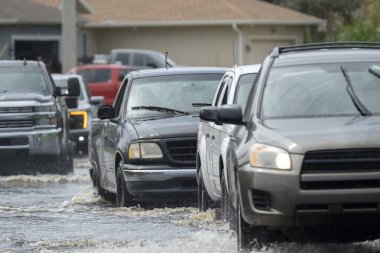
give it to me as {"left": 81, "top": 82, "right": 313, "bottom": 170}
{"left": 197, "top": 169, "right": 214, "bottom": 212}
{"left": 116, "top": 161, "right": 135, "bottom": 207}
{"left": 221, "top": 170, "right": 231, "bottom": 221}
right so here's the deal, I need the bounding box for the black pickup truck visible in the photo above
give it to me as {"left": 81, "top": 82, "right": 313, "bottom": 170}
{"left": 0, "top": 60, "right": 79, "bottom": 175}
{"left": 89, "top": 67, "right": 226, "bottom": 206}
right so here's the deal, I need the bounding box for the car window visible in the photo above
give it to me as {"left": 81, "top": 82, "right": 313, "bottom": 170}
{"left": 0, "top": 67, "right": 49, "bottom": 95}
{"left": 214, "top": 75, "right": 229, "bottom": 106}
{"left": 220, "top": 76, "right": 233, "bottom": 105}
{"left": 234, "top": 73, "right": 257, "bottom": 113}
{"left": 133, "top": 54, "right": 147, "bottom": 66}
{"left": 126, "top": 73, "right": 223, "bottom": 117}
{"left": 114, "top": 53, "right": 130, "bottom": 65}
{"left": 113, "top": 78, "right": 129, "bottom": 118}
{"left": 261, "top": 62, "right": 380, "bottom": 119}
{"left": 77, "top": 69, "right": 111, "bottom": 83}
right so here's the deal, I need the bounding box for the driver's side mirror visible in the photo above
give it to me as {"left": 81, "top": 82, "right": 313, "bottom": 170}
{"left": 67, "top": 77, "right": 80, "bottom": 97}
{"left": 217, "top": 104, "right": 244, "bottom": 125}
{"left": 200, "top": 106, "right": 219, "bottom": 123}
{"left": 97, "top": 105, "right": 115, "bottom": 120}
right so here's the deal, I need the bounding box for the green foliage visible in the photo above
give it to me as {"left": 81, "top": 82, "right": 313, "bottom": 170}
{"left": 337, "top": 20, "right": 380, "bottom": 42}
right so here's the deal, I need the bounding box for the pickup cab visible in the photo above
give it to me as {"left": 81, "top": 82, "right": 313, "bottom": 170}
{"left": 0, "top": 60, "right": 79, "bottom": 175}
{"left": 89, "top": 67, "right": 226, "bottom": 206}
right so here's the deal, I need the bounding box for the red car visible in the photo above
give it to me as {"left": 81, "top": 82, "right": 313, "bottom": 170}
{"left": 68, "top": 64, "right": 138, "bottom": 105}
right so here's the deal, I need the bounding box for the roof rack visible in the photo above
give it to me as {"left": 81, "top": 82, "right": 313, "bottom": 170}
{"left": 271, "top": 42, "right": 380, "bottom": 57}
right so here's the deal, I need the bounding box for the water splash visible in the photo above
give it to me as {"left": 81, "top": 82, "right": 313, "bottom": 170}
{"left": 0, "top": 174, "right": 90, "bottom": 187}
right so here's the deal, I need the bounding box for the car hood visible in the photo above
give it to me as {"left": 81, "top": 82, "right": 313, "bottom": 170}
{"left": 131, "top": 115, "right": 199, "bottom": 139}
{"left": 256, "top": 116, "right": 380, "bottom": 154}
{"left": 0, "top": 92, "right": 52, "bottom": 103}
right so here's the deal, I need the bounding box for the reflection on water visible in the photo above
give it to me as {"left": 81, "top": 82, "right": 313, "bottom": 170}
{"left": 0, "top": 158, "right": 380, "bottom": 253}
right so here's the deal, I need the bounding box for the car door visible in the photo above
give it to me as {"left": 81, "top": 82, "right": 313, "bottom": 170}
{"left": 211, "top": 75, "right": 233, "bottom": 192}
{"left": 103, "top": 78, "right": 128, "bottom": 192}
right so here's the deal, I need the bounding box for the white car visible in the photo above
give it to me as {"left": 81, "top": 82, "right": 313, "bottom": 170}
{"left": 197, "top": 64, "right": 261, "bottom": 212}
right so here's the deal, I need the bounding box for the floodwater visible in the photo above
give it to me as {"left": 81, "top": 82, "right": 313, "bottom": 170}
{"left": 1, "top": 157, "right": 380, "bottom": 253}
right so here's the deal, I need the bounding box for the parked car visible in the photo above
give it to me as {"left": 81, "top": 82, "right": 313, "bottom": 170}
{"left": 52, "top": 74, "right": 104, "bottom": 154}
{"left": 0, "top": 60, "right": 80, "bottom": 175}
{"left": 109, "top": 48, "right": 176, "bottom": 68}
{"left": 68, "top": 64, "right": 138, "bottom": 105}
{"left": 90, "top": 67, "right": 226, "bottom": 207}
{"left": 203, "top": 43, "right": 380, "bottom": 251}
{"left": 197, "top": 64, "right": 261, "bottom": 213}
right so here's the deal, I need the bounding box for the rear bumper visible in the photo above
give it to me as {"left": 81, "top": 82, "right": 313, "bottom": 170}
{"left": 0, "top": 128, "right": 61, "bottom": 155}
{"left": 123, "top": 164, "right": 197, "bottom": 201}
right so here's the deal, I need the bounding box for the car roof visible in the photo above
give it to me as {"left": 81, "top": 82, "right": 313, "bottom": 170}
{"left": 0, "top": 60, "right": 44, "bottom": 67}
{"left": 111, "top": 48, "right": 164, "bottom": 54}
{"left": 129, "top": 67, "right": 227, "bottom": 79}
{"left": 272, "top": 46, "right": 380, "bottom": 67}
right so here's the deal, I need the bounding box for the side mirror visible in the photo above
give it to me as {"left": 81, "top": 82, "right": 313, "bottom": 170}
{"left": 217, "top": 104, "right": 244, "bottom": 125}
{"left": 65, "top": 97, "right": 78, "bottom": 109}
{"left": 199, "top": 106, "right": 218, "bottom": 122}
{"left": 90, "top": 96, "right": 104, "bottom": 106}
{"left": 67, "top": 77, "right": 81, "bottom": 97}
{"left": 97, "top": 105, "right": 115, "bottom": 120}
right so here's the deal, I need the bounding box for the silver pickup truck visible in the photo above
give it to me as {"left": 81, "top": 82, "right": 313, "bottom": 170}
{"left": 0, "top": 60, "right": 79, "bottom": 175}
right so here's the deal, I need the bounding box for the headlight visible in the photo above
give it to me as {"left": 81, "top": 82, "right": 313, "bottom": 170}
{"left": 249, "top": 143, "right": 291, "bottom": 170}
{"left": 70, "top": 111, "right": 88, "bottom": 129}
{"left": 129, "top": 142, "right": 163, "bottom": 159}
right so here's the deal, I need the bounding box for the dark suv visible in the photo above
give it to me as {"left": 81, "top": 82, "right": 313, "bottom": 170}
{"left": 0, "top": 60, "right": 79, "bottom": 175}
{"left": 210, "top": 43, "right": 380, "bottom": 251}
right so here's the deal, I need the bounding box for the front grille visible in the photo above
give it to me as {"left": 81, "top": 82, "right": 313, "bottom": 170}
{"left": 0, "top": 137, "right": 28, "bottom": 146}
{"left": 301, "top": 149, "right": 380, "bottom": 190}
{"left": 0, "top": 119, "right": 35, "bottom": 128}
{"left": 0, "top": 107, "right": 34, "bottom": 113}
{"left": 301, "top": 149, "right": 380, "bottom": 174}
{"left": 165, "top": 139, "right": 197, "bottom": 162}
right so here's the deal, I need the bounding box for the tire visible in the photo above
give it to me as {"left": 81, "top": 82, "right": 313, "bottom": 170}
{"left": 116, "top": 161, "right": 135, "bottom": 207}
{"left": 197, "top": 169, "right": 214, "bottom": 212}
{"left": 221, "top": 170, "right": 231, "bottom": 221}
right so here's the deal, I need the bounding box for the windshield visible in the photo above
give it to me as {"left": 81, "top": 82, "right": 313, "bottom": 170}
{"left": 77, "top": 69, "right": 111, "bottom": 83}
{"left": 126, "top": 73, "right": 223, "bottom": 117}
{"left": 0, "top": 67, "right": 49, "bottom": 95}
{"left": 261, "top": 63, "right": 380, "bottom": 119}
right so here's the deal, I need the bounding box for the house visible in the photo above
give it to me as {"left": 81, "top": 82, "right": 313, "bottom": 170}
{"left": 1, "top": 0, "right": 321, "bottom": 68}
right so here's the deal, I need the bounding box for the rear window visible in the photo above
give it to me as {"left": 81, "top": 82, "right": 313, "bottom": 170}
{"left": 0, "top": 67, "right": 49, "bottom": 95}
{"left": 76, "top": 69, "right": 111, "bottom": 83}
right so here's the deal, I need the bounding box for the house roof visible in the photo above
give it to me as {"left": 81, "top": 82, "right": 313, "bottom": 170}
{"left": 33, "top": 0, "right": 321, "bottom": 28}
{"left": 0, "top": 0, "right": 61, "bottom": 24}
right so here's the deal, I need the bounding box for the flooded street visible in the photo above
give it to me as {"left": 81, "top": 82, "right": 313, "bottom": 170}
{"left": 0, "top": 158, "right": 380, "bottom": 253}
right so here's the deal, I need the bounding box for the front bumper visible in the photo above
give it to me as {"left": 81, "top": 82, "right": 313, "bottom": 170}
{"left": 123, "top": 163, "right": 197, "bottom": 201}
{"left": 0, "top": 128, "right": 61, "bottom": 155}
{"left": 238, "top": 154, "right": 380, "bottom": 228}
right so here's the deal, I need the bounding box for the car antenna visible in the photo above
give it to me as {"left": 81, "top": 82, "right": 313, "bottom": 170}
{"left": 233, "top": 39, "right": 236, "bottom": 74}
{"left": 23, "top": 58, "right": 27, "bottom": 65}
{"left": 165, "top": 52, "right": 168, "bottom": 69}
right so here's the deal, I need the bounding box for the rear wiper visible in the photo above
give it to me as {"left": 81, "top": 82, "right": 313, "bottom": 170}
{"left": 131, "top": 106, "right": 189, "bottom": 115}
{"left": 192, "top": 103, "right": 211, "bottom": 107}
{"left": 340, "top": 66, "right": 371, "bottom": 116}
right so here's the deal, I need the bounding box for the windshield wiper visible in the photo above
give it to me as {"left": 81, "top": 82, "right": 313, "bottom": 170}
{"left": 192, "top": 103, "right": 211, "bottom": 107}
{"left": 340, "top": 66, "right": 371, "bottom": 116}
{"left": 131, "top": 106, "right": 189, "bottom": 115}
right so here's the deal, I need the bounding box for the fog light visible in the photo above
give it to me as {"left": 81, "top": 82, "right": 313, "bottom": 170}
{"left": 79, "top": 136, "right": 85, "bottom": 142}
